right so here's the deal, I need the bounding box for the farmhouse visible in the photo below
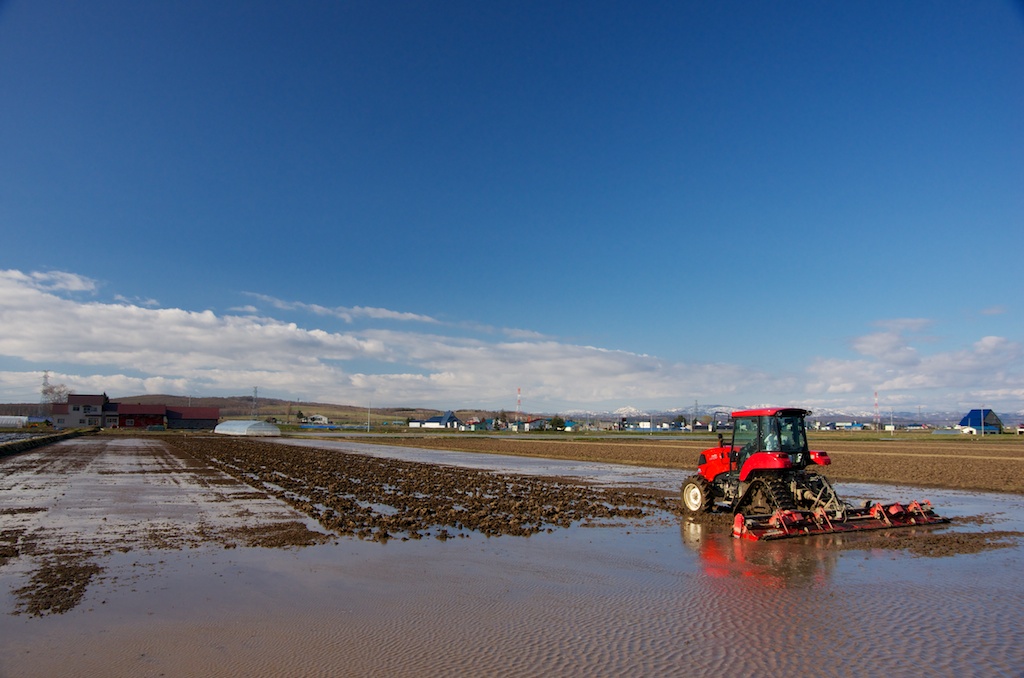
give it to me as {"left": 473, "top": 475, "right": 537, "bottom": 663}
{"left": 51, "top": 394, "right": 119, "bottom": 428}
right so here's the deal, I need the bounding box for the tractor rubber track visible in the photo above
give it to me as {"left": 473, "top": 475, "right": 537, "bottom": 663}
{"left": 735, "top": 475, "right": 797, "bottom": 516}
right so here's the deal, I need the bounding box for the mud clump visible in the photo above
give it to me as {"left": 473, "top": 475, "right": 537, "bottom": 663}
{"left": 14, "top": 556, "right": 103, "bottom": 616}
{"left": 0, "top": 528, "right": 23, "bottom": 566}
{"left": 224, "top": 520, "right": 332, "bottom": 548}
{"left": 837, "top": 529, "right": 1022, "bottom": 557}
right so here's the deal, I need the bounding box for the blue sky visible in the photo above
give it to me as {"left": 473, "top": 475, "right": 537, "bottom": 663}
{"left": 1, "top": 1, "right": 1021, "bottom": 416}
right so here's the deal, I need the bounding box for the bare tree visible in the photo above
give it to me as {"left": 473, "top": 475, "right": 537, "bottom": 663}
{"left": 42, "top": 381, "right": 70, "bottom": 404}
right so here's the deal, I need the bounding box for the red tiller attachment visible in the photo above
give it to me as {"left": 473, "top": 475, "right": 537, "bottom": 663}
{"left": 732, "top": 499, "right": 949, "bottom": 541}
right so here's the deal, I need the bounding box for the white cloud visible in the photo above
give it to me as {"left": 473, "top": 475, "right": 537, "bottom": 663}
{"left": 850, "top": 318, "right": 933, "bottom": 367}
{"left": 114, "top": 294, "right": 160, "bottom": 307}
{"left": 809, "top": 324, "right": 1022, "bottom": 410}
{"left": 245, "top": 293, "right": 439, "bottom": 324}
{"left": 3, "top": 269, "right": 98, "bottom": 294}
{"left": 851, "top": 331, "right": 920, "bottom": 366}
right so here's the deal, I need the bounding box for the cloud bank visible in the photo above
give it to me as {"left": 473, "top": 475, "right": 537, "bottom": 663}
{"left": 0, "top": 269, "right": 1019, "bottom": 413}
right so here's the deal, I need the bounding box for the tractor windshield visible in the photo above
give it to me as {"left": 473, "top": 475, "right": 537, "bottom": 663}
{"left": 730, "top": 417, "right": 763, "bottom": 469}
{"left": 777, "top": 415, "right": 808, "bottom": 453}
{"left": 776, "top": 414, "right": 809, "bottom": 466}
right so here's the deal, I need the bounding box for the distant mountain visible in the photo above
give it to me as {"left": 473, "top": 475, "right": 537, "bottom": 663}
{"left": 116, "top": 395, "right": 500, "bottom": 423}
{"left": 0, "top": 394, "right": 493, "bottom": 425}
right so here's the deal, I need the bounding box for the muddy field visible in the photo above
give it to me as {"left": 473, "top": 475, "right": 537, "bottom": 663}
{"left": 1, "top": 433, "right": 1023, "bottom": 676}
{"left": 2, "top": 432, "right": 1020, "bottom": 619}
{"left": 0, "top": 435, "right": 672, "bottom": 618}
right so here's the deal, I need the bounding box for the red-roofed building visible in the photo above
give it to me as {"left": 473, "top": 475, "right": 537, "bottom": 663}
{"left": 118, "top": 403, "right": 167, "bottom": 429}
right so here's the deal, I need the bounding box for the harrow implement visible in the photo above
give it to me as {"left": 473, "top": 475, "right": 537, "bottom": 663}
{"left": 732, "top": 499, "right": 949, "bottom": 541}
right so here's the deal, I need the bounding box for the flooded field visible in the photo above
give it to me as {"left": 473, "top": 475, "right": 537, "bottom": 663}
{"left": 0, "top": 435, "right": 1022, "bottom": 676}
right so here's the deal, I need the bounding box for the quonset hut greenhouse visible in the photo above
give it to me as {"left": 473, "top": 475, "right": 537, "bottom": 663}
{"left": 213, "top": 420, "right": 281, "bottom": 437}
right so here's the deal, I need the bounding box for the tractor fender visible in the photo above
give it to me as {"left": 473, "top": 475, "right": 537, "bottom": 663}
{"left": 738, "top": 452, "right": 793, "bottom": 482}
{"left": 809, "top": 450, "right": 831, "bottom": 466}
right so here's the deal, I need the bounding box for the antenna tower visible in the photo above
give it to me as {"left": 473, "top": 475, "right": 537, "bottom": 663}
{"left": 516, "top": 387, "right": 521, "bottom": 423}
{"left": 251, "top": 387, "right": 258, "bottom": 419}
{"left": 874, "top": 391, "right": 880, "bottom": 430}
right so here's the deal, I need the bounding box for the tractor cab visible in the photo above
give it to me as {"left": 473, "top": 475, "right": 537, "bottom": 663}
{"left": 695, "top": 407, "right": 830, "bottom": 486}
{"left": 727, "top": 408, "right": 828, "bottom": 481}
{"left": 731, "top": 408, "right": 809, "bottom": 469}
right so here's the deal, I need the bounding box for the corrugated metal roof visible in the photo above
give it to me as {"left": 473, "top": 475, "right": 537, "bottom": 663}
{"left": 214, "top": 420, "right": 281, "bottom": 437}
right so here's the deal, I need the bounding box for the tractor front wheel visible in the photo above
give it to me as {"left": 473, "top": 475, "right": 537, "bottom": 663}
{"left": 681, "top": 475, "right": 713, "bottom": 515}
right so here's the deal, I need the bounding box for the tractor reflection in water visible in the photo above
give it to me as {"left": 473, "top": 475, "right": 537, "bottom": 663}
{"left": 680, "top": 519, "right": 840, "bottom": 589}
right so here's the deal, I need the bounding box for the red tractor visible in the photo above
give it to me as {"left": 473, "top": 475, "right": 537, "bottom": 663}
{"left": 681, "top": 407, "right": 947, "bottom": 540}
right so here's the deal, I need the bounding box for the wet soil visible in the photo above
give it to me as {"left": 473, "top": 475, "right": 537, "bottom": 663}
{"left": 0, "top": 435, "right": 672, "bottom": 616}
{"left": 0, "top": 437, "right": 332, "bottom": 616}
{"left": 158, "top": 434, "right": 1024, "bottom": 562}
{"left": 164, "top": 436, "right": 673, "bottom": 542}
{"left": 0, "top": 433, "right": 1021, "bottom": 618}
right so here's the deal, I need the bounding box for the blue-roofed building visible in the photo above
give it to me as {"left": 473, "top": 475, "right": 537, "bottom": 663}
{"left": 958, "top": 409, "right": 1003, "bottom": 434}
{"left": 408, "top": 410, "right": 462, "bottom": 429}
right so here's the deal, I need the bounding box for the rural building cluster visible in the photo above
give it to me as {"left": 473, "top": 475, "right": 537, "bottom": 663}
{"left": 49, "top": 394, "right": 219, "bottom": 430}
